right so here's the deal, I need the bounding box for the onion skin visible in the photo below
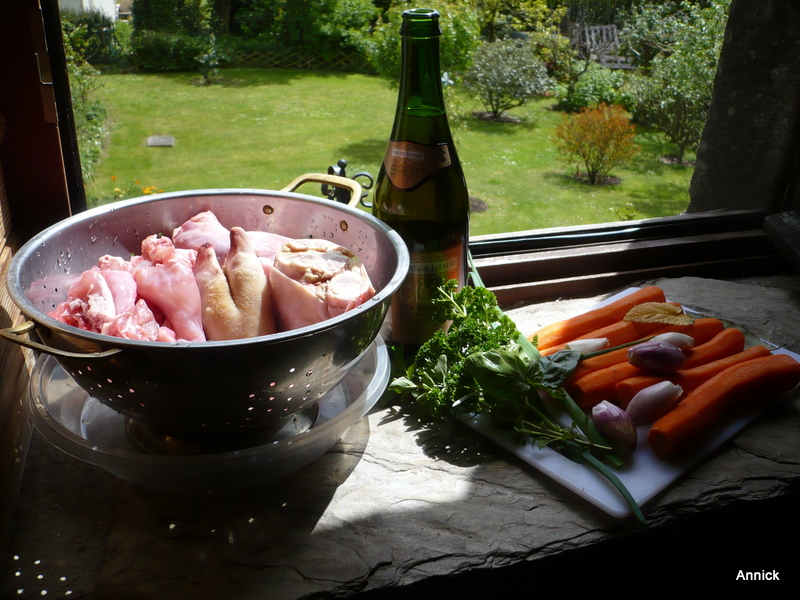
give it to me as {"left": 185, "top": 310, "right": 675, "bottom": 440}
{"left": 591, "top": 400, "right": 638, "bottom": 458}
{"left": 626, "top": 381, "right": 684, "bottom": 426}
{"left": 566, "top": 338, "right": 609, "bottom": 353}
{"left": 650, "top": 332, "right": 695, "bottom": 350}
{"left": 628, "top": 341, "right": 686, "bottom": 373}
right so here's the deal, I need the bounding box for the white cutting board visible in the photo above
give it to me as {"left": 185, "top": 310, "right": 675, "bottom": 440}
{"left": 459, "top": 288, "right": 800, "bottom": 518}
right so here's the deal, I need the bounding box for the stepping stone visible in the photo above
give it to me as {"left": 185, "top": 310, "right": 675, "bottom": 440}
{"left": 147, "top": 135, "right": 175, "bottom": 147}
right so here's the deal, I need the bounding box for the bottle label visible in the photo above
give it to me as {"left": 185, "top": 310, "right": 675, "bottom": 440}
{"left": 383, "top": 141, "right": 452, "bottom": 190}
{"left": 390, "top": 243, "right": 464, "bottom": 345}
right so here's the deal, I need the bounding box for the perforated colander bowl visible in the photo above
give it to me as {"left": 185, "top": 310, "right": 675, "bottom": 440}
{"left": 4, "top": 183, "right": 408, "bottom": 435}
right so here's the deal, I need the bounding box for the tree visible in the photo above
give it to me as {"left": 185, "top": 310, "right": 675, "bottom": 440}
{"left": 463, "top": 38, "right": 552, "bottom": 119}
{"left": 358, "top": 0, "right": 481, "bottom": 82}
{"left": 622, "top": 0, "right": 731, "bottom": 161}
{"left": 474, "top": 0, "right": 552, "bottom": 41}
{"left": 553, "top": 103, "right": 639, "bottom": 184}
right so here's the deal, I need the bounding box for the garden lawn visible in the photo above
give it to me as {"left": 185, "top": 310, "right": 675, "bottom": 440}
{"left": 88, "top": 68, "right": 694, "bottom": 236}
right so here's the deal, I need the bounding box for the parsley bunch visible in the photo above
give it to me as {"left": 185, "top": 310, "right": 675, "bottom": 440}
{"left": 389, "top": 280, "right": 521, "bottom": 421}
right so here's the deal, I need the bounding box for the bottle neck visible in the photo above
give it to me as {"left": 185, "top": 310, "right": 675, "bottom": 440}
{"left": 396, "top": 33, "right": 446, "bottom": 119}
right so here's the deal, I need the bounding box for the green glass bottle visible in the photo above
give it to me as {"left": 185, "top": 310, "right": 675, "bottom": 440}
{"left": 373, "top": 8, "right": 470, "bottom": 347}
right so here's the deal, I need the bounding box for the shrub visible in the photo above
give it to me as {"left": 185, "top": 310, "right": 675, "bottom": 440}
{"left": 621, "top": 0, "right": 730, "bottom": 160}
{"left": 553, "top": 103, "right": 639, "bottom": 185}
{"left": 60, "top": 10, "right": 115, "bottom": 64}
{"left": 132, "top": 0, "right": 207, "bottom": 36}
{"left": 554, "top": 62, "right": 632, "bottom": 113}
{"left": 61, "top": 17, "right": 107, "bottom": 183}
{"left": 234, "top": 0, "right": 377, "bottom": 55}
{"left": 132, "top": 30, "right": 207, "bottom": 71}
{"left": 463, "top": 39, "right": 552, "bottom": 119}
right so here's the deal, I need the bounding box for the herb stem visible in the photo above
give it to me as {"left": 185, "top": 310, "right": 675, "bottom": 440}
{"left": 581, "top": 336, "right": 655, "bottom": 360}
{"left": 580, "top": 450, "right": 647, "bottom": 524}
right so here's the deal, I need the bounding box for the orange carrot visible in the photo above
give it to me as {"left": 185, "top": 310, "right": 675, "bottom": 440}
{"left": 616, "top": 344, "right": 772, "bottom": 408}
{"left": 530, "top": 285, "right": 666, "bottom": 349}
{"left": 566, "top": 318, "right": 728, "bottom": 379}
{"left": 540, "top": 319, "right": 667, "bottom": 356}
{"left": 567, "top": 344, "right": 643, "bottom": 380}
{"left": 648, "top": 353, "right": 800, "bottom": 457}
{"left": 567, "top": 362, "right": 644, "bottom": 408}
{"left": 681, "top": 328, "right": 746, "bottom": 369}
{"left": 638, "top": 318, "right": 726, "bottom": 348}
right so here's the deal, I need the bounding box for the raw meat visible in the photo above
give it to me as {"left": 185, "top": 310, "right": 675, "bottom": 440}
{"left": 102, "top": 299, "right": 178, "bottom": 342}
{"left": 194, "top": 227, "right": 277, "bottom": 340}
{"left": 172, "top": 211, "right": 291, "bottom": 271}
{"left": 47, "top": 210, "right": 374, "bottom": 343}
{"left": 269, "top": 239, "right": 375, "bottom": 331}
{"left": 133, "top": 235, "right": 206, "bottom": 342}
{"left": 49, "top": 268, "right": 118, "bottom": 332}
{"left": 172, "top": 211, "right": 230, "bottom": 261}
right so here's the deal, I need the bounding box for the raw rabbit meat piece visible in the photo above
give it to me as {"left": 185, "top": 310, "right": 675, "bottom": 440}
{"left": 102, "top": 299, "right": 178, "bottom": 342}
{"left": 172, "top": 211, "right": 230, "bottom": 262}
{"left": 141, "top": 232, "right": 197, "bottom": 267}
{"left": 48, "top": 268, "right": 119, "bottom": 332}
{"left": 269, "top": 238, "right": 375, "bottom": 331}
{"left": 172, "top": 211, "right": 291, "bottom": 271}
{"left": 133, "top": 235, "right": 206, "bottom": 342}
{"left": 48, "top": 266, "right": 138, "bottom": 333}
{"left": 194, "top": 227, "right": 277, "bottom": 340}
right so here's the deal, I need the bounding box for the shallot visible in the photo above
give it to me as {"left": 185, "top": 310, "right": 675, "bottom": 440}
{"left": 650, "top": 332, "right": 695, "bottom": 350}
{"left": 591, "top": 400, "right": 638, "bottom": 458}
{"left": 628, "top": 341, "right": 686, "bottom": 373}
{"left": 626, "top": 380, "right": 684, "bottom": 426}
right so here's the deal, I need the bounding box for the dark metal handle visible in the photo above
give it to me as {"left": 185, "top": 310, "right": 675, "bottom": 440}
{"left": 0, "top": 321, "right": 122, "bottom": 360}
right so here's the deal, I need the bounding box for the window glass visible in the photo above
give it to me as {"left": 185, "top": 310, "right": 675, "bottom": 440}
{"left": 60, "top": 1, "right": 796, "bottom": 239}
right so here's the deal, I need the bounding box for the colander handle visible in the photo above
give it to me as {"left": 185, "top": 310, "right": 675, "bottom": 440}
{"left": 281, "top": 173, "right": 363, "bottom": 207}
{"left": 0, "top": 321, "right": 122, "bottom": 360}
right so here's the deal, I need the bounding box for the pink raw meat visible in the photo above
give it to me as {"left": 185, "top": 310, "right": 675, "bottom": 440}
{"left": 134, "top": 235, "right": 205, "bottom": 342}
{"left": 48, "top": 268, "right": 115, "bottom": 331}
{"left": 172, "top": 211, "right": 290, "bottom": 271}
{"left": 102, "top": 299, "right": 177, "bottom": 342}
{"left": 269, "top": 239, "right": 375, "bottom": 331}
{"left": 141, "top": 233, "right": 197, "bottom": 267}
{"left": 172, "top": 211, "right": 230, "bottom": 261}
{"left": 48, "top": 266, "right": 138, "bottom": 333}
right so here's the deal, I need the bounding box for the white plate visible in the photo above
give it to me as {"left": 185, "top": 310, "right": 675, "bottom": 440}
{"left": 459, "top": 289, "right": 800, "bottom": 518}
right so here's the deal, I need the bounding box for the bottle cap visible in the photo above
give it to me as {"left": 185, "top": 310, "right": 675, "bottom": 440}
{"left": 400, "top": 8, "right": 442, "bottom": 38}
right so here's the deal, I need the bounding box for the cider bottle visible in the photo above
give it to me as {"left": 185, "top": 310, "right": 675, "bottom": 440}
{"left": 373, "top": 8, "right": 470, "bottom": 347}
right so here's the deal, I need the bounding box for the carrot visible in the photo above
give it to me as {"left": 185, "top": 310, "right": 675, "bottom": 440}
{"left": 681, "top": 328, "right": 746, "bottom": 369}
{"left": 566, "top": 318, "right": 728, "bottom": 379}
{"left": 540, "top": 319, "right": 667, "bottom": 356}
{"left": 567, "top": 361, "right": 644, "bottom": 408}
{"left": 638, "top": 318, "right": 726, "bottom": 348}
{"left": 616, "top": 344, "right": 772, "bottom": 408}
{"left": 648, "top": 353, "right": 800, "bottom": 457}
{"left": 530, "top": 285, "right": 666, "bottom": 349}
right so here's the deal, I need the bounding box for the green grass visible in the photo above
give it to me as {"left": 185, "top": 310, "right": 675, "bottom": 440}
{"left": 87, "top": 68, "right": 694, "bottom": 236}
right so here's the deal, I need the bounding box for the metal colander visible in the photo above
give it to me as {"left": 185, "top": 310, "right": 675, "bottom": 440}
{"left": 3, "top": 179, "right": 408, "bottom": 435}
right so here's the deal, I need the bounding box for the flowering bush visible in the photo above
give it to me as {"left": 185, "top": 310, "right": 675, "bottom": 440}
{"left": 552, "top": 103, "right": 639, "bottom": 185}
